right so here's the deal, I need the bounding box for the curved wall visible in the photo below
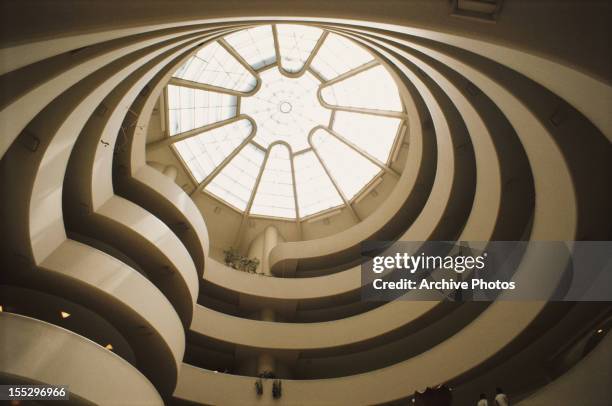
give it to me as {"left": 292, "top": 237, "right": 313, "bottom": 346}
{"left": 1, "top": 1, "right": 610, "bottom": 405}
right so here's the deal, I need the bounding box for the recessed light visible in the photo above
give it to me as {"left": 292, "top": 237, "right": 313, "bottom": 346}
{"left": 597, "top": 329, "right": 604, "bottom": 334}
{"left": 105, "top": 344, "right": 113, "bottom": 350}
{"left": 60, "top": 311, "right": 71, "bottom": 319}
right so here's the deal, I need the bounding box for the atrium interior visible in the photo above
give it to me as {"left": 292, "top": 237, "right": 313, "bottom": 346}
{"left": 1, "top": 1, "right": 611, "bottom": 405}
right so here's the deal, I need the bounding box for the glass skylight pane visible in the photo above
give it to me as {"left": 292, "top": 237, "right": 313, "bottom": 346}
{"left": 294, "top": 151, "right": 343, "bottom": 217}
{"left": 167, "top": 85, "right": 237, "bottom": 135}
{"left": 173, "top": 41, "right": 257, "bottom": 92}
{"left": 321, "top": 65, "right": 402, "bottom": 111}
{"left": 277, "top": 24, "right": 323, "bottom": 73}
{"left": 332, "top": 111, "right": 401, "bottom": 163}
{"left": 242, "top": 68, "right": 330, "bottom": 152}
{"left": 173, "top": 119, "right": 252, "bottom": 183}
{"left": 224, "top": 25, "right": 276, "bottom": 70}
{"left": 311, "top": 128, "right": 380, "bottom": 200}
{"left": 205, "top": 143, "right": 264, "bottom": 211}
{"left": 310, "top": 33, "right": 374, "bottom": 81}
{"left": 250, "top": 145, "right": 296, "bottom": 218}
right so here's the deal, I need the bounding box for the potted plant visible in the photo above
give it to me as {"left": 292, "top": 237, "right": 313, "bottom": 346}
{"left": 223, "top": 247, "right": 260, "bottom": 273}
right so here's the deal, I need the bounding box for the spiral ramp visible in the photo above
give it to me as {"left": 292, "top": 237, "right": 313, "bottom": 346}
{"left": 1, "top": 1, "right": 611, "bottom": 405}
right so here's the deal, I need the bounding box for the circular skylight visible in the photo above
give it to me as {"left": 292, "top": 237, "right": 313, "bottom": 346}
{"left": 166, "top": 24, "right": 405, "bottom": 220}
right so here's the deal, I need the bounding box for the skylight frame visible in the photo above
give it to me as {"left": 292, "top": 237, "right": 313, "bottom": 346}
{"left": 274, "top": 24, "right": 327, "bottom": 77}
{"left": 292, "top": 147, "right": 345, "bottom": 219}
{"left": 308, "top": 127, "right": 381, "bottom": 212}
{"left": 223, "top": 25, "right": 277, "bottom": 71}
{"left": 172, "top": 40, "right": 261, "bottom": 96}
{"left": 319, "top": 124, "right": 400, "bottom": 178}
{"left": 318, "top": 64, "right": 405, "bottom": 116}
{"left": 309, "top": 32, "right": 376, "bottom": 81}
{"left": 163, "top": 24, "right": 407, "bottom": 222}
{"left": 330, "top": 110, "right": 404, "bottom": 168}
{"left": 241, "top": 67, "right": 331, "bottom": 153}
{"left": 166, "top": 84, "right": 238, "bottom": 136}
{"left": 169, "top": 117, "right": 256, "bottom": 184}
{"left": 204, "top": 141, "right": 267, "bottom": 212}
{"left": 249, "top": 142, "right": 297, "bottom": 219}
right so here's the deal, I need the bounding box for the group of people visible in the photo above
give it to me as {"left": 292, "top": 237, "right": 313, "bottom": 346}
{"left": 411, "top": 385, "right": 509, "bottom": 405}
{"left": 477, "top": 388, "right": 509, "bottom": 406}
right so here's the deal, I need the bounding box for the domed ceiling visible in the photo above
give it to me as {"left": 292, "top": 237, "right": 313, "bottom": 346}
{"left": 165, "top": 24, "right": 406, "bottom": 220}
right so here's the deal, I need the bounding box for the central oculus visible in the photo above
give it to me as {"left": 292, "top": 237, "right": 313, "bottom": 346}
{"left": 279, "top": 101, "right": 292, "bottom": 114}
{"left": 241, "top": 67, "right": 331, "bottom": 152}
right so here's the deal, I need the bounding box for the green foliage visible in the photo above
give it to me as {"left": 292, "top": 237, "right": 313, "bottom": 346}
{"left": 223, "top": 247, "right": 260, "bottom": 273}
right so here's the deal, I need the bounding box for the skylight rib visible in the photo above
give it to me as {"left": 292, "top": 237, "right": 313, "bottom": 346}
{"left": 167, "top": 85, "right": 237, "bottom": 135}
{"left": 173, "top": 119, "right": 252, "bottom": 183}
{"left": 321, "top": 65, "right": 403, "bottom": 112}
{"left": 332, "top": 111, "right": 402, "bottom": 163}
{"left": 311, "top": 128, "right": 381, "bottom": 200}
{"left": 250, "top": 145, "right": 296, "bottom": 218}
{"left": 276, "top": 24, "right": 324, "bottom": 73}
{"left": 173, "top": 41, "right": 257, "bottom": 92}
{"left": 310, "top": 33, "right": 374, "bottom": 81}
{"left": 294, "top": 151, "right": 344, "bottom": 217}
{"left": 224, "top": 26, "right": 276, "bottom": 70}
{"left": 204, "top": 143, "right": 265, "bottom": 211}
{"left": 242, "top": 68, "right": 330, "bottom": 152}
